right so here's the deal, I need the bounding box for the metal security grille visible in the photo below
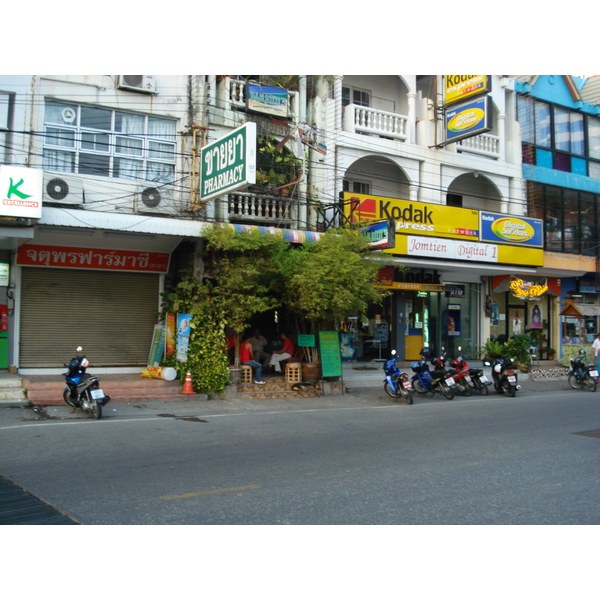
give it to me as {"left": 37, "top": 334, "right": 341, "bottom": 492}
{"left": 20, "top": 267, "right": 160, "bottom": 367}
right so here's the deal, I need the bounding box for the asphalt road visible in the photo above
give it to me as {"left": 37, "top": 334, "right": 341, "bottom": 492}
{"left": 1, "top": 379, "right": 599, "bottom": 526}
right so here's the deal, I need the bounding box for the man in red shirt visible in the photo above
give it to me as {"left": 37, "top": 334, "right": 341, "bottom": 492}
{"left": 267, "top": 332, "right": 294, "bottom": 373}
{"left": 241, "top": 335, "right": 266, "bottom": 384}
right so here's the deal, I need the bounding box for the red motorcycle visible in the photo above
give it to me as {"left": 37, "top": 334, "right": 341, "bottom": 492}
{"left": 431, "top": 347, "right": 471, "bottom": 396}
{"left": 450, "top": 346, "right": 491, "bottom": 396}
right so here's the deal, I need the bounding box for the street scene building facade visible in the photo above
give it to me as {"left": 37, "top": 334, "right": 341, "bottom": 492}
{"left": 1, "top": 75, "right": 599, "bottom": 373}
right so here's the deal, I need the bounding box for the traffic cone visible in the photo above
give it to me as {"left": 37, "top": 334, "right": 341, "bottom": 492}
{"left": 181, "top": 371, "right": 195, "bottom": 395}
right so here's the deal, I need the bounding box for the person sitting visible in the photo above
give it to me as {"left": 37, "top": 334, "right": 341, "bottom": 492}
{"left": 240, "top": 335, "right": 266, "bottom": 384}
{"left": 266, "top": 332, "right": 294, "bottom": 373}
{"left": 251, "top": 328, "right": 271, "bottom": 365}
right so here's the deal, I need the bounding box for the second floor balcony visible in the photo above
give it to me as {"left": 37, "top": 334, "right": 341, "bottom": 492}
{"left": 343, "top": 103, "right": 408, "bottom": 141}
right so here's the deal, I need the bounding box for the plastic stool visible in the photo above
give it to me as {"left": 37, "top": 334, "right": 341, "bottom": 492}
{"left": 241, "top": 365, "right": 253, "bottom": 384}
{"left": 285, "top": 362, "right": 302, "bottom": 383}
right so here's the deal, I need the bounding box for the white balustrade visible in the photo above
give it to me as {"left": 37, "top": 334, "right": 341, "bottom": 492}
{"left": 227, "top": 191, "right": 293, "bottom": 223}
{"left": 456, "top": 134, "right": 500, "bottom": 158}
{"left": 344, "top": 104, "right": 408, "bottom": 140}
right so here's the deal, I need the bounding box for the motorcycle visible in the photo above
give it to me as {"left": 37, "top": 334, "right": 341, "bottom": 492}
{"left": 444, "top": 348, "right": 473, "bottom": 396}
{"left": 63, "top": 346, "right": 111, "bottom": 419}
{"left": 411, "top": 347, "right": 457, "bottom": 399}
{"left": 567, "top": 349, "right": 598, "bottom": 392}
{"left": 485, "top": 356, "right": 520, "bottom": 397}
{"left": 450, "top": 346, "right": 491, "bottom": 395}
{"left": 383, "top": 349, "right": 414, "bottom": 404}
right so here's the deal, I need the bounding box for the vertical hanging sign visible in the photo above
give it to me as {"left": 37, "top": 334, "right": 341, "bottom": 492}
{"left": 200, "top": 122, "right": 256, "bottom": 202}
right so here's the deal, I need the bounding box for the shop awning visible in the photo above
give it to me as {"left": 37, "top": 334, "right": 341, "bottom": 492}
{"left": 220, "top": 223, "right": 322, "bottom": 243}
{"left": 559, "top": 300, "right": 600, "bottom": 317}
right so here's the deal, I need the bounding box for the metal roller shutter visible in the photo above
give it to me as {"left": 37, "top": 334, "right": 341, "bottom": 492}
{"left": 20, "top": 267, "right": 160, "bottom": 367}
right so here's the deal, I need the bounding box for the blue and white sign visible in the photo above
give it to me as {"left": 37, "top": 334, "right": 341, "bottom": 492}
{"left": 446, "top": 96, "right": 492, "bottom": 143}
{"left": 480, "top": 211, "right": 543, "bottom": 248}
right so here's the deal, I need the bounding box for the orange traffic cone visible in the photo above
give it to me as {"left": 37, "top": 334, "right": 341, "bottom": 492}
{"left": 181, "top": 371, "right": 195, "bottom": 395}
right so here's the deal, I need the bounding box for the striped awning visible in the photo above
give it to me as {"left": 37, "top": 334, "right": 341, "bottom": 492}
{"left": 219, "top": 223, "right": 322, "bottom": 243}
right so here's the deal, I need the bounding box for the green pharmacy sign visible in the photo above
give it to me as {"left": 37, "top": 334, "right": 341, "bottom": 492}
{"left": 200, "top": 123, "right": 257, "bottom": 202}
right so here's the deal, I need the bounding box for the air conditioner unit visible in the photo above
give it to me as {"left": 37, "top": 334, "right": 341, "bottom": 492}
{"left": 136, "top": 185, "right": 176, "bottom": 215}
{"left": 117, "top": 75, "right": 157, "bottom": 94}
{"left": 43, "top": 175, "right": 83, "bottom": 205}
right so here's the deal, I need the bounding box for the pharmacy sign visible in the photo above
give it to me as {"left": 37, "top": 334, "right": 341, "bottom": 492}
{"left": 200, "top": 123, "right": 257, "bottom": 202}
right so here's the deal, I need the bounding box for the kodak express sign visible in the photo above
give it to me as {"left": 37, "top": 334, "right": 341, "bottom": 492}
{"left": 445, "top": 75, "right": 490, "bottom": 105}
{"left": 343, "top": 193, "right": 544, "bottom": 267}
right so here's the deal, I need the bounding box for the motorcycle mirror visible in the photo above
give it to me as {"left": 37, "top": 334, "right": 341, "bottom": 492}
{"left": 391, "top": 349, "right": 397, "bottom": 356}
{"left": 76, "top": 346, "right": 83, "bottom": 352}
{"left": 483, "top": 361, "right": 491, "bottom": 366}
{"left": 458, "top": 346, "right": 462, "bottom": 351}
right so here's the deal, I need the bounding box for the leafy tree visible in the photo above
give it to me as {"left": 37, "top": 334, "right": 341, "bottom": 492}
{"left": 276, "top": 228, "right": 388, "bottom": 361}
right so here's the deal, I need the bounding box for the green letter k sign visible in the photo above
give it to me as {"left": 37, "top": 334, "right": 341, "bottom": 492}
{"left": 7, "top": 177, "right": 32, "bottom": 200}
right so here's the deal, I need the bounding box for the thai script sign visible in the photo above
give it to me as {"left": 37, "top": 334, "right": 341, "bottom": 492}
{"left": 445, "top": 96, "right": 492, "bottom": 143}
{"left": 246, "top": 82, "right": 289, "bottom": 118}
{"left": 0, "top": 165, "right": 43, "bottom": 219}
{"left": 17, "top": 244, "right": 170, "bottom": 272}
{"left": 200, "top": 122, "right": 257, "bottom": 202}
{"left": 445, "top": 75, "right": 490, "bottom": 105}
{"left": 480, "top": 211, "right": 543, "bottom": 248}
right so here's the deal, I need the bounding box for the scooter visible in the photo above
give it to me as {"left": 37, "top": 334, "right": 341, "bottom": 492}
{"left": 567, "top": 349, "right": 598, "bottom": 392}
{"left": 444, "top": 348, "right": 473, "bottom": 396}
{"left": 411, "top": 347, "right": 457, "bottom": 399}
{"left": 383, "top": 349, "right": 414, "bottom": 404}
{"left": 450, "top": 346, "right": 491, "bottom": 395}
{"left": 63, "top": 346, "right": 111, "bottom": 419}
{"left": 485, "top": 356, "right": 520, "bottom": 397}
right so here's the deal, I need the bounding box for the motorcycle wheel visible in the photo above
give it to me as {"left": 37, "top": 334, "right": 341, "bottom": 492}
{"left": 458, "top": 381, "right": 472, "bottom": 396}
{"left": 439, "top": 382, "right": 454, "bottom": 399}
{"left": 568, "top": 374, "right": 583, "bottom": 390}
{"left": 63, "top": 389, "right": 77, "bottom": 407}
{"left": 583, "top": 376, "right": 597, "bottom": 393}
{"left": 476, "top": 380, "right": 489, "bottom": 396}
{"left": 412, "top": 378, "right": 427, "bottom": 394}
{"left": 399, "top": 387, "right": 413, "bottom": 405}
{"left": 384, "top": 382, "right": 399, "bottom": 399}
{"left": 494, "top": 383, "right": 503, "bottom": 394}
{"left": 502, "top": 380, "right": 516, "bottom": 397}
{"left": 89, "top": 399, "right": 102, "bottom": 419}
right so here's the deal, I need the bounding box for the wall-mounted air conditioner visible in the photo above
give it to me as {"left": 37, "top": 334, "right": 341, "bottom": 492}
{"left": 117, "top": 75, "right": 157, "bottom": 94}
{"left": 43, "top": 175, "right": 83, "bottom": 205}
{"left": 136, "top": 185, "right": 176, "bottom": 215}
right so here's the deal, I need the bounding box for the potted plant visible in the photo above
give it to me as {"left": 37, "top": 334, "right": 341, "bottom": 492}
{"left": 547, "top": 348, "right": 556, "bottom": 360}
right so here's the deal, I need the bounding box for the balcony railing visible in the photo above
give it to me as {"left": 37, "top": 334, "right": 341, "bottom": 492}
{"left": 456, "top": 134, "right": 500, "bottom": 158}
{"left": 343, "top": 104, "right": 408, "bottom": 140}
{"left": 221, "top": 78, "right": 299, "bottom": 121}
{"left": 226, "top": 190, "right": 295, "bottom": 225}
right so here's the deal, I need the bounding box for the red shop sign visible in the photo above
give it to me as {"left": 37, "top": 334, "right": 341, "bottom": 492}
{"left": 17, "top": 244, "right": 170, "bottom": 273}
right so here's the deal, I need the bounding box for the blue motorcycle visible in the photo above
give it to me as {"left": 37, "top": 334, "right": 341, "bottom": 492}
{"left": 63, "top": 346, "right": 111, "bottom": 419}
{"left": 383, "top": 349, "right": 414, "bottom": 404}
{"left": 410, "top": 347, "right": 456, "bottom": 399}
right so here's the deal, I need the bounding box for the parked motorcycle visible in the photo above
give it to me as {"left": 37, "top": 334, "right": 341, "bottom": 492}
{"left": 567, "top": 349, "right": 598, "bottom": 392}
{"left": 63, "top": 346, "right": 111, "bottom": 419}
{"left": 445, "top": 348, "right": 473, "bottom": 396}
{"left": 411, "top": 347, "right": 457, "bottom": 399}
{"left": 383, "top": 349, "right": 414, "bottom": 404}
{"left": 485, "top": 356, "right": 520, "bottom": 397}
{"left": 450, "top": 346, "right": 491, "bottom": 395}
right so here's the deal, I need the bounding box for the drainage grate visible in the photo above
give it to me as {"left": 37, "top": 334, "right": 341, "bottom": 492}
{"left": 573, "top": 429, "right": 600, "bottom": 439}
{"left": 0, "top": 476, "right": 79, "bottom": 525}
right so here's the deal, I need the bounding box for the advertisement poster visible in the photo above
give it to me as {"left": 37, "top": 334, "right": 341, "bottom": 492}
{"left": 177, "top": 314, "right": 193, "bottom": 362}
{"left": 148, "top": 324, "right": 166, "bottom": 367}
{"left": 165, "top": 313, "right": 176, "bottom": 355}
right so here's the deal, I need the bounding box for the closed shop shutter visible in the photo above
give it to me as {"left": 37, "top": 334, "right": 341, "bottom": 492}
{"left": 20, "top": 267, "right": 160, "bottom": 368}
